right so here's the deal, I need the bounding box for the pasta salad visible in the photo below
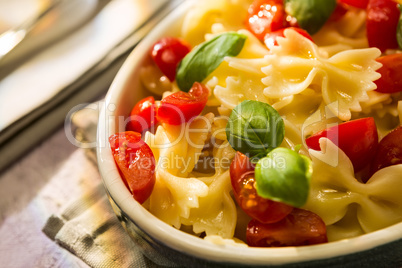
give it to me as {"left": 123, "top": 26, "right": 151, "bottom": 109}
{"left": 108, "top": 0, "right": 402, "bottom": 247}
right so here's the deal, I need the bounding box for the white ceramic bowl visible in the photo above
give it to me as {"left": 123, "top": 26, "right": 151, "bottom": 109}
{"left": 96, "top": 1, "right": 402, "bottom": 267}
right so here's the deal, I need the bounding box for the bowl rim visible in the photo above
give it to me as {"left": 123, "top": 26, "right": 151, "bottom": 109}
{"left": 96, "top": 0, "right": 402, "bottom": 265}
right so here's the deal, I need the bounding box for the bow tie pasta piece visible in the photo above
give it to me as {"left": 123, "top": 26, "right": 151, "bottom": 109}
{"left": 262, "top": 29, "right": 382, "bottom": 121}
{"left": 150, "top": 169, "right": 237, "bottom": 238}
{"left": 150, "top": 169, "right": 209, "bottom": 229}
{"left": 181, "top": 171, "right": 236, "bottom": 238}
{"left": 303, "top": 138, "right": 402, "bottom": 241}
{"left": 157, "top": 170, "right": 209, "bottom": 219}
{"left": 144, "top": 113, "right": 214, "bottom": 177}
{"left": 210, "top": 30, "right": 270, "bottom": 109}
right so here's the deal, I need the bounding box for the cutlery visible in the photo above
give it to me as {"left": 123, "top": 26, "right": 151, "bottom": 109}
{"left": 0, "top": 0, "right": 62, "bottom": 62}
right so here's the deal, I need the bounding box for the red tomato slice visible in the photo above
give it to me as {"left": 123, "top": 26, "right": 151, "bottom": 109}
{"left": 339, "top": 0, "right": 369, "bottom": 9}
{"left": 246, "top": 208, "right": 328, "bottom": 247}
{"left": 157, "top": 82, "right": 209, "bottom": 125}
{"left": 126, "top": 96, "right": 157, "bottom": 134}
{"left": 264, "top": 27, "right": 313, "bottom": 49}
{"left": 371, "top": 125, "right": 402, "bottom": 175}
{"left": 366, "top": 0, "right": 399, "bottom": 52}
{"left": 151, "top": 37, "right": 191, "bottom": 81}
{"left": 109, "top": 131, "right": 156, "bottom": 204}
{"left": 305, "top": 118, "right": 378, "bottom": 172}
{"left": 374, "top": 54, "right": 402, "bottom": 93}
{"left": 230, "top": 152, "right": 293, "bottom": 224}
{"left": 246, "top": 0, "right": 291, "bottom": 40}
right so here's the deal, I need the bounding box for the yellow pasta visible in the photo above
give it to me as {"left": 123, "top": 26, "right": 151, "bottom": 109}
{"left": 304, "top": 138, "right": 402, "bottom": 240}
{"left": 262, "top": 29, "right": 381, "bottom": 121}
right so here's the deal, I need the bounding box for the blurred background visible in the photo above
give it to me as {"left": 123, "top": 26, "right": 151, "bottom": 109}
{"left": 0, "top": 0, "right": 176, "bottom": 172}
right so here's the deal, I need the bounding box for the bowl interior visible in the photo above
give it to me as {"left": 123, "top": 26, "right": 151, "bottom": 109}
{"left": 96, "top": 1, "right": 402, "bottom": 266}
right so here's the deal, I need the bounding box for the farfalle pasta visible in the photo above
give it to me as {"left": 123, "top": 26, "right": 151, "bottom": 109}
{"left": 305, "top": 138, "right": 402, "bottom": 241}
{"left": 108, "top": 0, "right": 402, "bottom": 248}
{"left": 262, "top": 29, "right": 381, "bottom": 121}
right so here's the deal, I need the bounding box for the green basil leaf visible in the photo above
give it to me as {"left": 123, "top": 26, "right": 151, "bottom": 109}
{"left": 226, "top": 100, "right": 285, "bottom": 159}
{"left": 176, "top": 32, "right": 247, "bottom": 92}
{"left": 397, "top": 4, "right": 402, "bottom": 49}
{"left": 255, "top": 147, "right": 312, "bottom": 207}
{"left": 285, "top": 0, "right": 337, "bottom": 35}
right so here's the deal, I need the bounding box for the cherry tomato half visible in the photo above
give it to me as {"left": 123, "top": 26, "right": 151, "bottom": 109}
{"left": 264, "top": 27, "right": 313, "bottom": 49}
{"left": 246, "top": 0, "right": 291, "bottom": 40}
{"left": 339, "top": 0, "right": 369, "bottom": 9}
{"left": 157, "top": 82, "right": 209, "bottom": 125}
{"left": 305, "top": 118, "right": 378, "bottom": 172}
{"left": 230, "top": 152, "right": 293, "bottom": 224}
{"left": 247, "top": 208, "right": 328, "bottom": 247}
{"left": 371, "top": 125, "right": 402, "bottom": 175}
{"left": 126, "top": 96, "right": 157, "bottom": 134}
{"left": 366, "top": 0, "right": 399, "bottom": 52}
{"left": 374, "top": 54, "right": 402, "bottom": 93}
{"left": 151, "top": 37, "right": 191, "bottom": 81}
{"left": 109, "top": 131, "right": 156, "bottom": 204}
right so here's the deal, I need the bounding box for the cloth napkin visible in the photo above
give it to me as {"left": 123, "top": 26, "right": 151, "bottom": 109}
{"left": 42, "top": 104, "right": 180, "bottom": 268}
{"left": 43, "top": 184, "right": 167, "bottom": 268}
